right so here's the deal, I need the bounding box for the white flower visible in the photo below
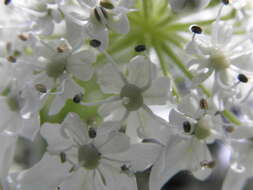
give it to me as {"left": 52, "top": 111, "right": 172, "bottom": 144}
{"left": 15, "top": 0, "right": 64, "bottom": 35}
{"left": 186, "top": 20, "right": 253, "bottom": 95}
{"left": 149, "top": 94, "right": 222, "bottom": 190}
{"left": 64, "top": 0, "right": 132, "bottom": 48}
{"left": 93, "top": 55, "right": 171, "bottom": 141}
{"left": 31, "top": 38, "right": 95, "bottom": 114}
{"left": 0, "top": 84, "right": 40, "bottom": 140}
{"left": 17, "top": 113, "right": 141, "bottom": 190}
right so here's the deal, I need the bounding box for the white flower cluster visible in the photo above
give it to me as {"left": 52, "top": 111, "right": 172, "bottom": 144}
{"left": 1, "top": 0, "right": 253, "bottom": 190}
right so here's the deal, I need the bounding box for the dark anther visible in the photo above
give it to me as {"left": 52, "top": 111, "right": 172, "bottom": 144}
{"left": 100, "top": 0, "right": 114, "bottom": 9}
{"left": 60, "top": 152, "right": 66, "bottom": 163}
{"left": 18, "top": 34, "right": 29, "bottom": 41}
{"left": 183, "top": 121, "right": 192, "bottom": 133}
{"left": 88, "top": 127, "right": 97, "bottom": 139}
{"left": 199, "top": 98, "right": 208, "bottom": 110}
{"left": 200, "top": 160, "right": 216, "bottom": 168}
{"left": 35, "top": 84, "right": 47, "bottom": 93}
{"left": 191, "top": 25, "right": 202, "bottom": 34}
{"left": 222, "top": 0, "right": 229, "bottom": 5}
{"left": 225, "top": 126, "right": 235, "bottom": 133}
{"left": 135, "top": 45, "right": 146, "bottom": 52}
{"left": 7, "top": 56, "right": 16, "bottom": 63}
{"left": 237, "top": 74, "right": 248, "bottom": 83}
{"left": 4, "top": 0, "right": 11, "bottom": 5}
{"left": 73, "top": 93, "right": 83, "bottom": 103}
{"left": 90, "top": 39, "right": 101, "bottom": 48}
{"left": 121, "top": 165, "right": 129, "bottom": 172}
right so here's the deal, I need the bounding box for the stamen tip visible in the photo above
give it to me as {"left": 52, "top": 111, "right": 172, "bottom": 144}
{"left": 135, "top": 44, "right": 146, "bottom": 52}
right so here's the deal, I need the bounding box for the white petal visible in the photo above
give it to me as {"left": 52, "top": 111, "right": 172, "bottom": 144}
{"left": 65, "top": 17, "right": 84, "bottom": 50}
{"left": 0, "top": 134, "right": 16, "bottom": 179}
{"left": 97, "top": 64, "right": 125, "bottom": 94}
{"left": 17, "top": 153, "right": 70, "bottom": 190}
{"left": 149, "top": 138, "right": 187, "bottom": 190}
{"left": 113, "top": 143, "right": 161, "bottom": 172}
{"left": 128, "top": 56, "right": 156, "bottom": 89}
{"left": 40, "top": 123, "right": 73, "bottom": 153}
{"left": 177, "top": 95, "right": 199, "bottom": 118}
{"left": 98, "top": 131, "right": 130, "bottom": 155}
{"left": 48, "top": 94, "right": 66, "bottom": 115}
{"left": 222, "top": 168, "right": 249, "bottom": 190}
{"left": 107, "top": 13, "right": 129, "bottom": 34}
{"left": 48, "top": 78, "right": 83, "bottom": 115}
{"left": 211, "top": 21, "right": 233, "bottom": 47}
{"left": 67, "top": 50, "right": 95, "bottom": 81}
{"left": 99, "top": 163, "right": 138, "bottom": 190}
{"left": 94, "top": 121, "right": 122, "bottom": 146}
{"left": 168, "top": 109, "right": 188, "bottom": 129}
{"left": 62, "top": 113, "right": 89, "bottom": 145}
{"left": 98, "top": 100, "right": 125, "bottom": 118}
{"left": 143, "top": 77, "right": 170, "bottom": 105}
{"left": 19, "top": 116, "right": 40, "bottom": 141}
{"left": 60, "top": 169, "right": 93, "bottom": 190}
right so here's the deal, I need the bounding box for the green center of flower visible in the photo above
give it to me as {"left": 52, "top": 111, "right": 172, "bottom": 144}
{"left": 120, "top": 84, "right": 143, "bottom": 111}
{"left": 46, "top": 60, "right": 66, "bottom": 78}
{"left": 7, "top": 95, "right": 21, "bottom": 112}
{"left": 209, "top": 49, "right": 230, "bottom": 71}
{"left": 78, "top": 144, "right": 101, "bottom": 170}
{"left": 194, "top": 118, "right": 211, "bottom": 140}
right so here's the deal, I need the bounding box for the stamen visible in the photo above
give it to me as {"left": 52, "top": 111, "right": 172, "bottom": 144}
{"left": 200, "top": 160, "right": 216, "bottom": 169}
{"left": 135, "top": 44, "right": 146, "bottom": 52}
{"left": 199, "top": 98, "right": 208, "bottom": 110}
{"left": 222, "top": 0, "right": 229, "bottom": 5}
{"left": 73, "top": 93, "right": 84, "bottom": 104}
{"left": 4, "top": 0, "right": 11, "bottom": 5}
{"left": 90, "top": 39, "right": 101, "bottom": 48}
{"left": 57, "top": 44, "right": 68, "bottom": 53}
{"left": 35, "top": 84, "right": 47, "bottom": 93}
{"left": 88, "top": 127, "right": 97, "bottom": 139}
{"left": 100, "top": 0, "right": 114, "bottom": 9}
{"left": 190, "top": 25, "right": 202, "bottom": 34}
{"left": 183, "top": 121, "right": 192, "bottom": 133}
{"left": 18, "top": 33, "right": 29, "bottom": 41}
{"left": 225, "top": 126, "right": 235, "bottom": 133}
{"left": 60, "top": 152, "right": 66, "bottom": 163}
{"left": 237, "top": 74, "right": 248, "bottom": 83}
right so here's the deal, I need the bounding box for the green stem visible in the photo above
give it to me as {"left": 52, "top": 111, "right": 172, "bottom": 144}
{"left": 161, "top": 42, "right": 211, "bottom": 97}
{"left": 222, "top": 110, "right": 241, "bottom": 126}
{"left": 155, "top": 44, "right": 181, "bottom": 101}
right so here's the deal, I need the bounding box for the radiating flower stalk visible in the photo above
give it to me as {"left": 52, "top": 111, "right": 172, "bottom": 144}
{"left": 1, "top": 0, "right": 253, "bottom": 190}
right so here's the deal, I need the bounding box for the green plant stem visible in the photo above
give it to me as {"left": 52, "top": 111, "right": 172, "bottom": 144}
{"left": 222, "top": 110, "right": 241, "bottom": 126}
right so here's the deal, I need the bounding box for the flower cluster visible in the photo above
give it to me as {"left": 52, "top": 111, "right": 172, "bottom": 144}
{"left": 1, "top": 0, "right": 253, "bottom": 190}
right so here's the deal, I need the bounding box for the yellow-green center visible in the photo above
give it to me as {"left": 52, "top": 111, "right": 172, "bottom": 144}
{"left": 120, "top": 84, "right": 143, "bottom": 111}
{"left": 209, "top": 49, "right": 230, "bottom": 71}
{"left": 46, "top": 60, "right": 66, "bottom": 78}
{"left": 78, "top": 144, "right": 101, "bottom": 170}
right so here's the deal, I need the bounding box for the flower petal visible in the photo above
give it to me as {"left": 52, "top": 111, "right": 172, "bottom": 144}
{"left": 62, "top": 113, "right": 89, "bottom": 145}
{"left": 127, "top": 56, "right": 156, "bottom": 89}
{"left": 97, "top": 64, "right": 125, "bottom": 94}
{"left": 40, "top": 123, "right": 73, "bottom": 153}
{"left": 143, "top": 77, "right": 170, "bottom": 105}
{"left": 67, "top": 50, "right": 95, "bottom": 81}
{"left": 98, "top": 131, "right": 130, "bottom": 155}
{"left": 17, "top": 153, "right": 70, "bottom": 190}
